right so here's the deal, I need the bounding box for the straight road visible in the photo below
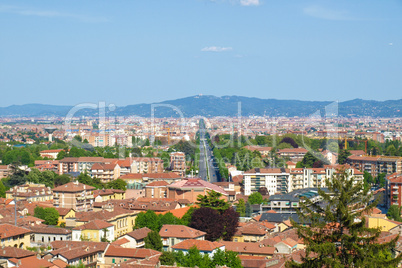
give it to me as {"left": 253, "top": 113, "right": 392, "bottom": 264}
{"left": 198, "top": 125, "right": 218, "bottom": 182}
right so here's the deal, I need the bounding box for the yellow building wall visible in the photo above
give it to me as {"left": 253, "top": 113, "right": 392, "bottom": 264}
{"left": 0, "top": 233, "right": 30, "bottom": 249}
{"left": 58, "top": 209, "right": 76, "bottom": 226}
{"left": 368, "top": 217, "right": 400, "bottom": 232}
{"left": 81, "top": 229, "right": 101, "bottom": 242}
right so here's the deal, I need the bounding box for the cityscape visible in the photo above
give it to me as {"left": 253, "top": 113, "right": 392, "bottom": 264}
{"left": 1, "top": 1, "right": 402, "bottom": 268}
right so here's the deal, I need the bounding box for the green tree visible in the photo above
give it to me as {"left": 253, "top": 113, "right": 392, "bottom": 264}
{"left": 338, "top": 149, "right": 351, "bottom": 165}
{"left": 0, "top": 180, "right": 6, "bottom": 198}
{"left": 287, "top": 168, "right": 402, "bottom": 268}
{"left": 34, "top": 207, "right": 59, "bottom": 225}
{"left": 56, "top": 150, "right": 66, "bottom": 160}
{"left": 196, "top": 190, "right": 230, "bottom": 213}
{"left": 54, "top": 174, "right": 71, "bottom": 187}
{"left": 134, "top": 210, "right": 160, "bottom": 231}
{"left": 144, "top": 231, "right": 163, "bottom": 251}
{"left": 245, "top": 201, "right": 252, "bottom": 217}
{"left": 248, "top": 192, "right": 264, "bottom": 204}
{"left": 236, "top": 199, "right": 246, "bottom": 217}
{"left": 386, "top": 145, "right": 397, "bottom": 156}
{"left": 160, "top": 251, "right": 176, "bottom": 266}
{"left": 387, "top": 205, "right": 402, "bottom": 222}
{"left": 106, "top": 179, "right": 126, "bottom": 190}
{"left": 180, "top": 207, "right": 195, "bottom": 226}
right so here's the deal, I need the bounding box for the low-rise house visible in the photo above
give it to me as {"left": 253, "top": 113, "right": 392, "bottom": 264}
{"left": 0, "top": 247, "right": 35, "bottom": 267}
{"left": 220, "top": 241, "right": 275, "bottom": 257}
{"left": 0, "top": 224, "right": 31, "bottom": 249}
{"left": 49, "top": 241, "right": 109, "bottom": 267}
{"left": 55, "top": 208, "right": 76, "bottom": 227}
{"left": 40, "top": 149, "right": 64, "bottom": 160}
{"left": 30, "top": 225, "right": 72, "bottom": 246}
{"left": 232, "top": 222, "right": 275, "bottom": 243}
{"left": 0, "top": 165, "right": 10, "bottom": 179}
{"left": 159, "top": 224, "right": 206, "bottom": 251}
{"left": 104, "top": 245, "right": 162, "bottom": 266}
{"left": 118, "top": 227, "right": 152, "bottom": 248}
{"left": 7, "top": 255, "right": 55, "bottom": 268}
{"left": 172, "top": 239, "right": 224, "bottom": 258}
{"left": 274, "top": 237, "right": 299, "bottom": 254}
{"left": 72, "top": 220, "right": 114, "bottom": 242}
{"left": 94, "top": 189, "right": 125, "bottom": 202}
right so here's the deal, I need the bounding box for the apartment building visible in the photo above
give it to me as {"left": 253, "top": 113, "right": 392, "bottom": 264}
{"left": 0, "top": 165, "right": 9, "bottom": 179}
{"left": 170, "top": 152, "right": 186, "bottom": 177}
{"left": 347, "top": 155, "right": 402, "bottom": 177}
{"left": 385, "top": 173, "right": 402, "bottom": 207}
{"left": 243, "top": 168, "right": 290, "bottom": 196}
{"left": 244, "top": 167, "right": 363, "bottom": 196}
{"left": 131, "top": 157, "right": 164, "bottom": 174}
{"left": 5, "top": 183, "right": 53, "bottom": 202}
{"left": 53, "top": 182, "right": 95, "bottom": 212}
{"left": 90, "top": 162, "right": 120, "bottom": 183}
{"left": 277, "top": 148, "right": 308, "bottom": 162}
{"left": 0, "top": 224, "right": 31, "bottom": 249}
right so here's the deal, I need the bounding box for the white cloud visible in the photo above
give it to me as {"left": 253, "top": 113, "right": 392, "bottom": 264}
{"left": 240, "top": 0, "right": 260, "bottom": 6}
{"left": 201, "top": 46, "right": 233, "bottom": 52}
{"left": 303, "top": 5, "right": 353, "bottom": 21}
{"left": 0, "top": 5, "right": 108, "bottom": 22}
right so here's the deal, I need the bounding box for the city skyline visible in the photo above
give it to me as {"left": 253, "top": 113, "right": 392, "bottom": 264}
{"left": 1, "top": 0, "right": 401, "bottom": 106}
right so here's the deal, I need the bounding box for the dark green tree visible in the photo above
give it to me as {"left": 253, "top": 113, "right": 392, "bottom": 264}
{"left": 0, "top": 180, "right": 6, "bottom": 198}
{"left": 196, "top": 190, "right": 230, "bottom": 213}
{"left": 248, "top": 192, "right": 264, "bottom": 204}
{"left": 134, "top": 210, "right": 161, "bottom": 231}
{"left": 106, "top": 179, "right": 126, "bottom": 190}
{"left": 144, "top": 231, "right": 163, "bottom": 251}
{"left": 338, "top": 149, "right": 351, "bottom": 165}
{"left": 287, "top": 168, "right": 402, "bottom": 268}
{"left": 54, "top": 174, "right": 71, "bottom": 187}
{"left": 160, "top": 251, "right": 176, "bottom": 265}
{"left": 34, "top": 207, "right": 59, "bottom": 225}
{"left": 56, "top": 150, "right": 66, "bottom": 160}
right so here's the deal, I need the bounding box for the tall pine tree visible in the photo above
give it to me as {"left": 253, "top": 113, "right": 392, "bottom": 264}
{"left": 287, "top": 167, "right": 401, "bottom": 267}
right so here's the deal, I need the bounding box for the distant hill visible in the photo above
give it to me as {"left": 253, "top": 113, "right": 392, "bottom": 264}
{"left": 1, "top": 96, "right": 402, "bottom": 118}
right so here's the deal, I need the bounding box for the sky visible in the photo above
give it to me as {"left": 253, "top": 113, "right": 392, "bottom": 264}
{"left": 1, "top": 0, "right": 401, "bottom": 107}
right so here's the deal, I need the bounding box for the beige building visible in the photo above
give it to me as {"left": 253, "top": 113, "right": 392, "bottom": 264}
{"left": 53, "top": 182, "right": 95, "bottom": 212}
{"left": 0, "top": 165, "right": 9, "bottom": 179}
{"left": 0, "top": 224, "right": 31, "bottom": 249}
{"left": 145, "top": 181, "right": 168, "bottom": 198}
{"left": 91, "top": 163, "right": 121, "bottom": 183}
{"left": 170, "top": 152, "right": 186, "bottom": 177}
{"left": 5, "top": 183, "right": 53, "bottom": 202}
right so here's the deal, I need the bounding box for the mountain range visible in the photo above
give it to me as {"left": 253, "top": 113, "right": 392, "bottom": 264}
{"left": 1, "top": 95, "right": 402, "bottom": 118}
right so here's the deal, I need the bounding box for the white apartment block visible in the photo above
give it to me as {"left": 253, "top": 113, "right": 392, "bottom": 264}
{"left": 243, "top": 166, "right": 363, "bottom": 196}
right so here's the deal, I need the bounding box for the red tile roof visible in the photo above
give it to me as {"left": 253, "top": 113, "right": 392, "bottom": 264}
{"left": 105, "top": 245, "right": 162, "bottom": 258}
{"left": 172, "top": 239, "right": 223, "bottom": 252}
{"left": 53, "top": 182, "right": 95, "bottom": 192}
{"left": 0, "top": 224, "right": 31, "bottom": 239}
{"left": 159, "top": 225, "right": 206, "bottom": 239}
{"left": 73, "top": 219, "right": 113, "bottom": 230}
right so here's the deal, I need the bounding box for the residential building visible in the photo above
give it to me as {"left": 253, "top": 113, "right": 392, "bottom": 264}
{"left": 145, "top": 181, "right": 168, "bottom": 198}
{"left": 243, "top": 146, "right": 273, "bottom": 157}
{"left": 94, "top": 189, "right": 125, "bottom": 202}
{"left": 5, "top": 183, "right": 53, "bottom": 202}
{"left": 347, "top": 155, "right": 402, "bottom": 177}
{"left": 385, "top": 173, "right": 402, "bottom": 207}
{"left": 243, "top": 168, "right": 290, "bottom": 196}
{"left": 172, "top": 239, "right": 224, "bottom": 258}
{"left": 91, "top": 162, "right": 121, "bottom": 183}
{"left": 170, "top": 152, "right": 186, "bottom": 177}
{"left": 49, "top": 241, "right": 109, "bottom": 267}
{"left": 131, "top": 157, "right": 164, "bottom": 174}
{"left": 220, "top": 241, "right": 275, "bottom": 257}
{"left": 167, "top": 178, "right": 229, "bottom": 203}
{"left": 72, "top": 220, "right": 114, "bottom": 242}
{"left": 104, "top": 245, "right": 162, "bottom": 266}
{"left": 52, "top": 182, "right": 95, "bottom": 212}
{"left": 159, "top": 224, "right": 206, "bottom": 251}
{"left": 0, "top": 165, "right": 9, "bottom": 179}
{"left": 39, "top": 149, "right": 64, "bottom": 159}
{"left": 232, "top": 222, "right": 275, "bottom": 243}
{"left": 277, "top": 148, "right": 308, "bottom": 162}
{"left": 120, "top": 172, "right": 181, "bottom": 190}
{"left": 118, "top": 227, "right": 151, "bottom": 248}
{"left": 30, "top": 226, "right": 72, "bottom": 246}
{"left": 0, "top": 224, "right": 31, "bottom": 249}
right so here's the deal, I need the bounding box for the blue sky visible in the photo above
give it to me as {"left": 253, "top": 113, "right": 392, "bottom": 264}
{"left": 0, "top": 0, "right": 401, "bottom": 106}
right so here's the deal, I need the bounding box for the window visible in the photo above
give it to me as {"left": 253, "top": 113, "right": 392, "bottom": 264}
{"left": 112, "top": 259, "right": 115, "bottom": 264}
